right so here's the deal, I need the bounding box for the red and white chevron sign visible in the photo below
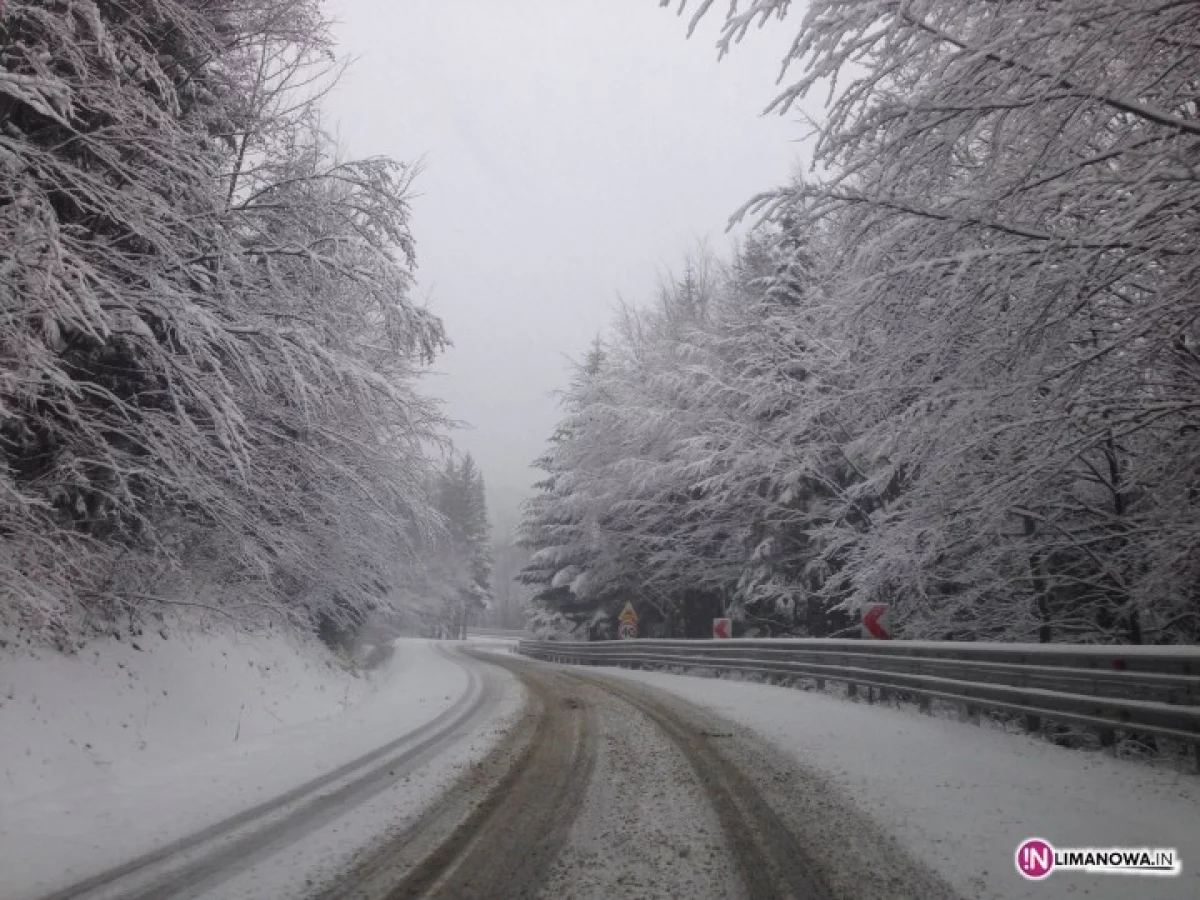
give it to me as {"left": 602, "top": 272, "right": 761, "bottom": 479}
{"left": 861, "top": 603, "right": 891, "bottom": 639}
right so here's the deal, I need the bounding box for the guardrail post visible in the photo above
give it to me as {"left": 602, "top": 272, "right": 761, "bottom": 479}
{"left": 1024, "top": 713, "right": 1041, "bottom": 734}
{"left": 866, "top": 685, "right": 876, "bottom": 705}
{"left": 815, "top": 678, "right": 826, "bottom": 691}
{"left": 918, "top": 695, "right": 931, "bottom": 715}
{"left": 847, "top": 682, "right": 858, "bottom": 699}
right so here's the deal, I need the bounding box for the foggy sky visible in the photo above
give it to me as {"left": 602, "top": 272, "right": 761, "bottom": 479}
{"left": 327, "top": 1, "right": 807, "bottom": 536}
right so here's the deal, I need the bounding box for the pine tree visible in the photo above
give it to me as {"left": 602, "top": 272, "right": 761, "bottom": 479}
{"left": 418, "top": 454, "right": 492, "bottom": 638}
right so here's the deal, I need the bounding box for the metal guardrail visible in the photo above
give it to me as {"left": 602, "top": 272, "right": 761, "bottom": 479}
{"left": 469, "top": 627, "right": 533, "bottom": 640}
{"left": 517, "top": 638, "right": 1200, "bottom": 747}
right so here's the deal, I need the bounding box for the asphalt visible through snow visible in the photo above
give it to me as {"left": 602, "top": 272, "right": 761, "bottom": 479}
{"left": 328, "top": 648, "right": 959, "bottom": 900}
{"left": 39, "top": 645, "right": 960, "bottom": 900}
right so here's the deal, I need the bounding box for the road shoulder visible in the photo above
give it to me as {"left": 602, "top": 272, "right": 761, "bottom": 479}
{"left": 594, "top": 663, "right": 1200, "bottom": 900}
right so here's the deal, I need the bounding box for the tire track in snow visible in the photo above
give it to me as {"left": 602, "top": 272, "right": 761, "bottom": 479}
{"left": 325, "top": 650, "right": 597, "bottom": 900}
{"left": 562, "top": 666, "right": 962, "bottom": 900}
{"left": 560, "top": 667, "right": 834, "bottom": 900}
{"left": 335, "top": 651, "right": 959, "bottom": 900}
{"left": 42, "top": 646, "right": 497, "bottom": 900}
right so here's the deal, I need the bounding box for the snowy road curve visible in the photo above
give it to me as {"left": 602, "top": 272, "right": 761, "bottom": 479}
{"left": 38, "top": 643, "right": 1189, "bottom": 899}
{"left": 329, "top": 648, "right": 956, "bottom": 900}
{"left": 33, "top": 644, "right": 958, "bottom": 899}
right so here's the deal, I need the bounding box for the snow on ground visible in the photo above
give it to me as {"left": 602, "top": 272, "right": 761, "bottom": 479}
{"left": 1, "top": 628, "right": 368, "bottom": 804}
{"left": 218, "top": 659, "right": 525, "bottom": 899}
{"left": 0, "top": 632, "right": 484, "bottom": 899}
{"left": 598, "top": 665, "right": 1200, "bottom": 900}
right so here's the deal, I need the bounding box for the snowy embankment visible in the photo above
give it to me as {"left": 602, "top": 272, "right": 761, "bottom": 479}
{"left": 0, "top": 632, "right": 502, "bottom": 899}
{"left": 600, "top": 666, "right": 1200, "bottom": 900}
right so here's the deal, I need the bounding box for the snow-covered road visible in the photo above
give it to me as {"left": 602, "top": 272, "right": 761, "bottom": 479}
{"left": 5, "top": 640, "right": 1197, "bottom": 899}
{"left": 330, "top": 649, "right": 956, "bottom": 899}
{"left": 330, "top": 648, "right": 1200, "bottom": 899}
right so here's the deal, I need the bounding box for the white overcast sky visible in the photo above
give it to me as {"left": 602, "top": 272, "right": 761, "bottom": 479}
{"left": 326, "top": 1, "right": 811, "bottom": 535}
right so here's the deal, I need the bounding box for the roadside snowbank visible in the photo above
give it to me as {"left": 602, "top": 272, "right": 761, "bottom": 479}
{"left": 0, "top": 632, "right": 473, "bottom": 898}
{"left": 218, "top": 659, "right": 525, "bottom": 900}
{"left": 0, "top": 628, "right": 370, "bottom": 805}
{"left": 600, "top": 666, "right": 1200, "bottom": 900}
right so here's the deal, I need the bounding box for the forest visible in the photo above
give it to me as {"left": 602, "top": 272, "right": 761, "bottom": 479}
{"left": 521, "top": 0, "right": 1200, "bottom": 645}
{"left": 0, "top": 0, "right": 491, "bottom": 647}
{"left": 2, "top": 1, "right": 1196, "bottom": 650}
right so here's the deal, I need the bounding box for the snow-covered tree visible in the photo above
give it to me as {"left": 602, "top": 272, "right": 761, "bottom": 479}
{"left": 1, "top": 1, "right": 448, "bottom": 642}
{"left": 397, "top": 454, "right": 491, "bottom": 639}
{"left": 522, "top": 236, "right": 857, "bottom": 638}
{"left": 653, "top": 0, "right": 1200, "bottom": 644}
{"left": 486, "top": 532, "right": 533, "bottom": 630}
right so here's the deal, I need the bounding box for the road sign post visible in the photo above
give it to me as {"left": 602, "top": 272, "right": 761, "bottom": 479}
{"left": 861, "top": 603, "right": 891, "bottom": 639}
{"left": 617, "top": 602, "right": 638, "bottom": 640}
